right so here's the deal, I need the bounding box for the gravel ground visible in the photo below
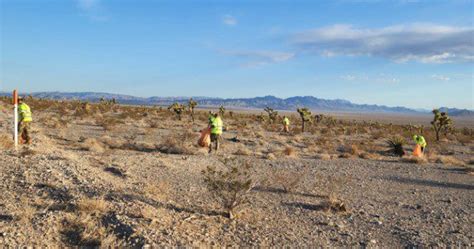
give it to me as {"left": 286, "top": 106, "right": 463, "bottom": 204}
{"left": 0, "top": 106, "right": 473, "bottom": 247}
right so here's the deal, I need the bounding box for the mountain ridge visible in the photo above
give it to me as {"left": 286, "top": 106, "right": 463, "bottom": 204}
{"left": 1, "top": 91, "right": 472, "bottom": 117}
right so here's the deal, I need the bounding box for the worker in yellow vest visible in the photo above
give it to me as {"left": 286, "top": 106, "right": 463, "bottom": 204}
{"left": 283, "top": 116, "right": 290, "bottom": 133}
{"left": 18, "top": 97, "right": 33, "bottom": 144}
{"left": 413, "top": 135, "right": 427, "bottom": 154}
{"left": 209, "top": 113, "right": 223, "bottom": 153}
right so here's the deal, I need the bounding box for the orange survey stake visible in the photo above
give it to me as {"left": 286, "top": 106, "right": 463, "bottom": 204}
{"left": 13, "top": 90, "right": 18, "bottom": 105}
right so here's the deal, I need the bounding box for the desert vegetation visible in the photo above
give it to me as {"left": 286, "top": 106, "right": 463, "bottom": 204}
{"left": 0, "top": 97, "right": 472, "bottom": 247}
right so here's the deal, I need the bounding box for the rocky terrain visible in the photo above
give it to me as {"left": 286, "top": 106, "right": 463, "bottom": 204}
{"left": 0, "top": 98, "right": 472, "bottom": 247}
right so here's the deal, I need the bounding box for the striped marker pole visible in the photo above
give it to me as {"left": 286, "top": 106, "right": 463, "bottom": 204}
{"left": 13, "top": 90, "right": 18, "bottom": 149}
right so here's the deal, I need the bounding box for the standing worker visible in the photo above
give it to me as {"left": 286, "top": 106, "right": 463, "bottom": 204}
{"left": 283, "top": 116, "right": 290, "bottom": 133}
{"left": 209, "top": 112, "right": 223, "bottom": 153}
{"left": 413, "top": 135, "right": 427, "bottom": 155}
{"left": 18, "top": 97, "right": 33, "bottom": 144}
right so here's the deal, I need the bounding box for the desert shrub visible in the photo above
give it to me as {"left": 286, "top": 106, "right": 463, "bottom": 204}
{"left": 315, "top": 175, "right": 349, "bottom": 213}
{"left": 97, "top": 117, "right": 123, "bottom": 131}
{"left": 386, "top": 136, "right": 406, "bottom": 157}
{"left": 201, "top": 158, "right": 255, "bottom": 219}
{"left": 371, "top": 130, "right": 385, "bottom": 140}
{"left": 271, "top": 168, "right": 307, "bottom": 193}
{"left": 456, "top": 134, "right": 472, "bottom": 145}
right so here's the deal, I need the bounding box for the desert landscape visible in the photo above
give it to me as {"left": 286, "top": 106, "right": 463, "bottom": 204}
{"left": 0, "top": 97, "right": 472, "bottom": 247}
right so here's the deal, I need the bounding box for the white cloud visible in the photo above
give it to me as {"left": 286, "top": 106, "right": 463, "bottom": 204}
{"left": 222, "top": 15, "right": 237, "bottom": 26}
{"left": 292, "top": 24, "right": 474, "bottom": 63}
{"left": 431, "top": 74, "right": 451, "bottom": 81}
{"left": 340, "top": 75, "right": 356, "bottom": 81}
{"left": 76, "top": 0, "right": 109, "bottom": 21}
{"left": 220, "top": 49, "right": 295, "bottom": 67}
{"left": 77, "top": 0, "right": 99, "bottom": 10}
{"left": 339, "top": 74, "right": 398, "bottom": 84}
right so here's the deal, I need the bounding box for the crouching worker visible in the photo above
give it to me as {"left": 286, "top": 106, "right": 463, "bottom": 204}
{"left": 18, "top": 97, "right": 33, "bottom": 144}
{"left": 283, "top": 116, "right": 290, "bottom": 133}
{"left": 209, "top": 113, "right": 223, "bottom": 153}
{"left": 413, "top": 135, "right": 427, "bottom": 156}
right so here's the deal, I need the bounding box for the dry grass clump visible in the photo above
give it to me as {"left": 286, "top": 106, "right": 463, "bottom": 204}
{"left": 358, "top": 152, "right": 381, "bottom": 160}
{"left": 337, "top": 144, "right": 360, "bottom": 156}
{"left": 144, "top": 181, "right": 170, "bottom": 201}
{"left": 283, "top": 146, "right": 297, "bottom": 157}
{"left": 401, "top": 155, "right": 427, "bottom": 164}
{"left": 0, "top": 133, "right": 14, "bottom": 149}
{"left": 158, "top": 135, "right": 193, "bottom": 155}
{"left": 60, "top": 197, "right": 113, "bottom": 247}
{"left": 100, "top": 135, "right": 126, "bottom": 149}
{"left": 321, "top": 196, "right": 347, "bottom": 213}
{"left": 315, "top": 153, "right": 331, "bottom": 160}
{"left": 316, "top": 175, "right": 350, "bottom": 213}
{"left": 431, "top": 155, "right": 465, "bottom": 166}
{"left": 19, "top": 147, "right": 38, "bottom": 157}
{"left": 16, "top": 198, "right": 37, "bottom": 224}
{"left": 77, "top": 198, "right": 108, "bottom": 214}
{"left": 265, "top": 153, "right": 277, "bottom": 160}
{"left": 81, "top": 138, "right": 106, "bottom": 153}
{"left": 234, "top": 144, "right": 252, "bottom": 156}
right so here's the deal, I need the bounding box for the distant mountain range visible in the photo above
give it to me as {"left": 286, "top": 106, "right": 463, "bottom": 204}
{"left": 1, "top": 91, "right": 472, "bottom": 117}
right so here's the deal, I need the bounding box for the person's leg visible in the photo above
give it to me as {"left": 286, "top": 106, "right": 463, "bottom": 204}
{"left": 215, "top": 135, "right": 220, "bottom": 151}
{"left": 24, "top": 123, "right": 31, "bottom": 144}
{"left": 208, "top": 136, "right": 213, "bottom": 153}
{"left": 18, "top": 122, "right": 25, "bottom": 144}
{"left": 209, "top": 134, "right": 216, "bottom": 153}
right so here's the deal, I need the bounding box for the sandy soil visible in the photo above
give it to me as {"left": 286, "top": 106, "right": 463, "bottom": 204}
{"left": 0, "top": 101, "right": 473, "bottom": 247}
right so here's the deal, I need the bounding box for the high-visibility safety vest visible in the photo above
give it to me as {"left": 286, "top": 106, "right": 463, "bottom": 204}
{"left": 18, "top": 103, "right": 32, "bottom": 122}
{"left": 413, "top": 135, "right": 427, "bottom": 148}
{"left": 211, "top": 117, "right": 223, "bottom": 135}
{"left": 283, "top": 117, "right": 290, "bottom": 126}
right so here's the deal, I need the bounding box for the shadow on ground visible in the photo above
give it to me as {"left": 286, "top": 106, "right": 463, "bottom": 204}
{"left": 384, "top": 176, "right": 474, "bottom": 190}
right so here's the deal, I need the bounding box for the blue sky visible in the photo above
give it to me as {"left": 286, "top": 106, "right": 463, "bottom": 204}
{"left": 1, "top": 0, "right": 473, "bottom": 109}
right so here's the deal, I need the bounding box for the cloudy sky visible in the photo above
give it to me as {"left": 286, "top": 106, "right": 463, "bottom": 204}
{"left": 1, "top": 0, "right": 473, "bottom": 109}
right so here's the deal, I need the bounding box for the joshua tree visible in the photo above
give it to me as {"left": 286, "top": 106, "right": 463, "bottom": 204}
{"left": 431, "top": 109, "right": 452, "bottom": 141}
{"left": 188, "top": 98, "right": 198, "bottom": 122}
{"left": 297, "top": 108, "right": 312, "bottom": 132}
{"left": 219, "top": 105, "right": 226, "bottom": 117}
{"left": 263, "top": 107, "right": 279, "bottom": 123}
{"left": 168, "top": 103, "right": 185, "bottom": 120}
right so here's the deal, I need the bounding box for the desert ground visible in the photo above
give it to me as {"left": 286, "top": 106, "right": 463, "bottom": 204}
{"left": 0, "top": 97, "right": 473, "bottom": 247}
